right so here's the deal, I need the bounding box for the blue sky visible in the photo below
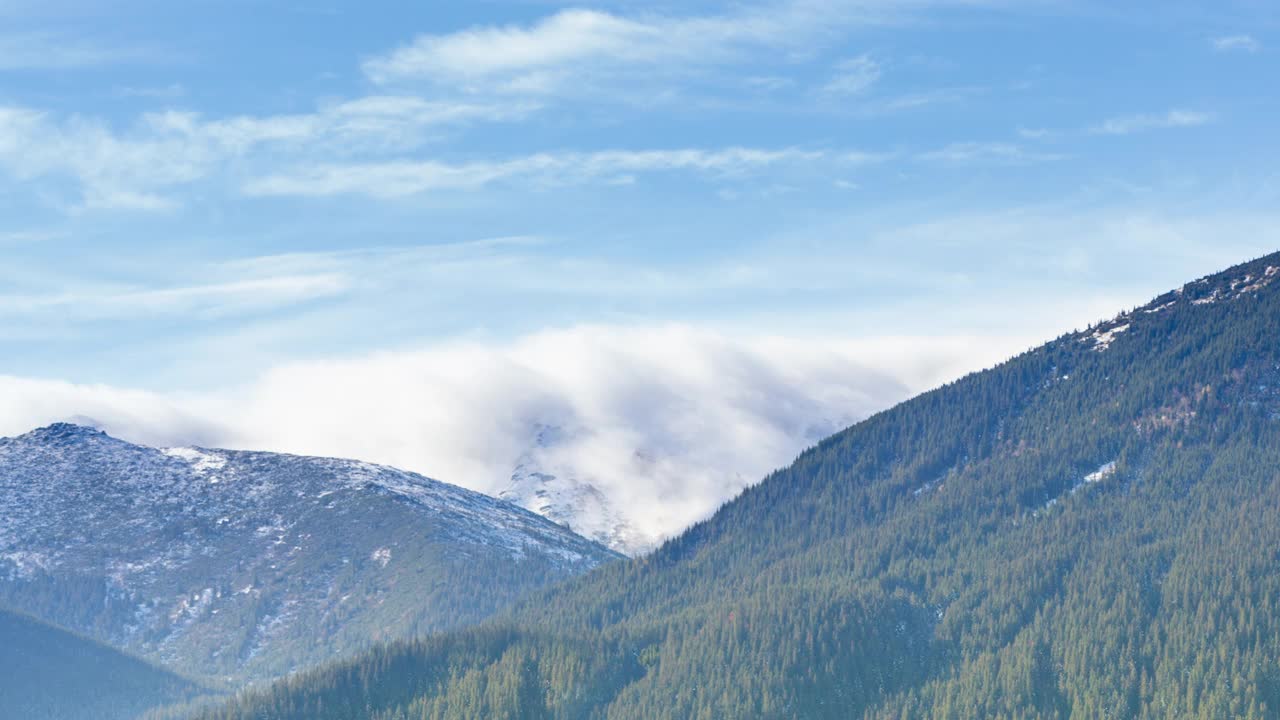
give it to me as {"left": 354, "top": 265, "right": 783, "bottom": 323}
{"left": 2, "top": 0, "right": 1278, "bottom": 389}
{"left": 1, "top": 0, "right": 1277, "bottom": 537}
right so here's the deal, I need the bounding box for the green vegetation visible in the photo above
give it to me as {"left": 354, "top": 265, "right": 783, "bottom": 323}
{"left": 0, "top": 607, "right": 204, "bottom": 720}
{"left": 194, "top": 251, "right": 1280, "bottom": 718}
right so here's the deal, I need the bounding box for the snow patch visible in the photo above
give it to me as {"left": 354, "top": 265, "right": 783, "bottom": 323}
{"left": 1034, "top": 460, "right": 1118, "bottom": 518}
{"left": 0, "top": 550, "right": 52, "bottom": 578}
{"left": 371, "top": 547, "right": 391, "bottom": 568}
{"left": 1089, "top": 323, "right": 1130, "bottom": 352}
{"left": 1083, "top": 460, "right": 1117, "bottom": 483}
{"left": 163, "top": 447, "right": 228, "bottom": 481}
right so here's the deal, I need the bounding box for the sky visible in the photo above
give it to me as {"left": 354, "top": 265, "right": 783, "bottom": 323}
{"left": 1, "top": 0, "right": 1278, "bottom": 541}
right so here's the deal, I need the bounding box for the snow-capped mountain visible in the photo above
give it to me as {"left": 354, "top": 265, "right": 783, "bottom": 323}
{"left": 498, "top": 425, "right": 653, "bottom": 555}
{"left": 0, "top": 423, "right": 620, "bottom": 684}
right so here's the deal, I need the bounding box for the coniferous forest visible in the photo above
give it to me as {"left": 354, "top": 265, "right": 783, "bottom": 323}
{"left": 0, "top": 608, "right": 201, "bottom": 720}
{"left": 186, "top": 252, "right": 1280, "bottom": 719}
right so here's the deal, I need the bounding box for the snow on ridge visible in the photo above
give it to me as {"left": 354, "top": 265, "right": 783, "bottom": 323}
{"left": 1, "top": 550, "right": 52, "bottom": 579}
{"left": 1084, "top": 460, "right": 1117, "bottom": 483}
{"left": 2, "top": 427, "right": 610, "bottom": 574}
{"left": 301, "top": 454, "right": 604, "bottom": 563}
{"left": 162, "top": 447, "right": 228, "bottom": 478}
{"left": 1084, "top": 323, "right": 1130, "bottom": 352}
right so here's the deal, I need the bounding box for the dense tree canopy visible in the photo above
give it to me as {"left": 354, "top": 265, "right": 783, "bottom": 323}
{"left": 0, "top": 607, "right": 201, "bottom": 720}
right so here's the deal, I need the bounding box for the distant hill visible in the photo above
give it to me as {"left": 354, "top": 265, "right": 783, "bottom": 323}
{"left": 197, "top": 252, "right": 1280, "bottom": 718}
{"left": 0, "top": 426, "right": 620, "bottom": 686}
{"left": 0, "top": 607, "right": 200, "bottom": 720}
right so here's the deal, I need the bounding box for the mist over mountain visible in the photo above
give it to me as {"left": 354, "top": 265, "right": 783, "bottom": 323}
{"left": 0, "top": 328, "right": 1019, "bottom": 556}
{"left": 198, "top": 253, "right": 1280, "bottom": 719}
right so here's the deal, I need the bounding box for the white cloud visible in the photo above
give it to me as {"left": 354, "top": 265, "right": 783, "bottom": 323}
{"left": 0, "top": 376, "right": 224, "bottom": 448}
{"left": 362, "top": 6, "right": 822, "bottom": 91}
{"left": 0, "top": 97, "right": 528, "bottom": 210}
{"left": 820, "top": 54, "right": 882, "bottom": 96}
{"left": 1212, "top": 34, "right": 1261, "bottom": 53}
{"left": 0, "top": 97, "right": 850, "bottom": 206}
{"left": 917, "top": 141, "right": 1065, "bottom": 164}
{"left": 0, "top": 275, "right": 349, "bottom": 320}
{"left": 364, "top": 10, "right": 653, "bottom": 85}
{"left": 0, "top": 325, "right": 1023, "bottom": 545}
{"left": 1016, "top": 126, "right": 1054, "bottom": 140}
{"left": 360, "top": 1, "right": 985, "bottom": 95}
{"left": 243, "top": 147, "right": 829, "bottom": 198}
{"left": 1091, "top": 109, "right": 1214, "bottom": 136}
{"left": 853, "top": 85, "right": 982, "bottom": 115}
{"left": 113, "top": 84, "right": 187, "bottom": 100}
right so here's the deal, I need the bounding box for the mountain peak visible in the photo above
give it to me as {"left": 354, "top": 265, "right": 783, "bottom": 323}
{"left": 15, "top": 422, "right": 109, "bottom": 444}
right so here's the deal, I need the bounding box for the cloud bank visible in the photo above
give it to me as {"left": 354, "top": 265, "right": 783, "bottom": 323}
{"left": 0, "top": 325, "right": 1027, "bottom": 544}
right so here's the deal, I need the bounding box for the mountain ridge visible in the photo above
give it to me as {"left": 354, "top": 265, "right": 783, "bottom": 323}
{"left": 0, "top": 424, "right": 621, "bottom": 687}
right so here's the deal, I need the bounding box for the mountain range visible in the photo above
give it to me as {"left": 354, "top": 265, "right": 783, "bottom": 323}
{"left": 0, "top": 424, "right": 619, "bottom": 691}
{"left": 192, "top": 252, "right": 1280, "bottom": 719}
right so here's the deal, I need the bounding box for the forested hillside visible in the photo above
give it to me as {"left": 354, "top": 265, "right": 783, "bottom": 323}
{"left": 199, "top": 252, "right": 1280, "bottom": 719}
{"left": 0, "top": 607, "right": 202, "bottom": 720}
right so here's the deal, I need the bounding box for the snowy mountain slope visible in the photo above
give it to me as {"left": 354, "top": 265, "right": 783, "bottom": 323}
{"left": 0, "top": 423, "right": 620, "bottom": 685}
{"left": 498, "top": 426, "right": 651, "bottom": 555}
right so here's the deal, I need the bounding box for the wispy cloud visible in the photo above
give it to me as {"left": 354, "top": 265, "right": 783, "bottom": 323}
{"left": 362, "top": 6, "right": 825, "bottom": 91}
{"left": 1212, "top": 34, "right": 1261, "bottom": 53}
{"left": 361, "top": 1, "right": 991, "bottom": 97}
{"left": 243, "top": 147, "right": 831, "bottom": 198}
{"left": 1016, "top": 126, "right": 1055, "bottom": 140}
{"left": 0, "top": 275, "right": 349, "bottom": 320}
{"left": 917, "top": 141, "right": 1065, "bottom": 165}
{"left": 854, "top": 85, "right": 982, "bottom": 115}
{"left": 112, "top": 84, "right": 187, "bottom": 100}
{"left": 819, "top": 54, "right": 882, "bottom": 96}
{"left": 0, "top": 31, "right": 147, "bottom": 70}
{"left": 1091, "top": 109, "right": 1214, "bottom": 136}
{"left": 0, "top": 97, "right": 531, "bottom": 210}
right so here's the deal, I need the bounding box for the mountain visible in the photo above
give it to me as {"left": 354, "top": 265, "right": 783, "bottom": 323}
{"left": 498, "top": 425, "right": 652, "bottom": 555}
{"left": 0, "top": 606, "right": 201, "bottom": 720}
{"left": 197, "top": 251, "right": 1280, "bottom": 719}
{"left": 0, "top": 425, "right": 620, "bottom": 686}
